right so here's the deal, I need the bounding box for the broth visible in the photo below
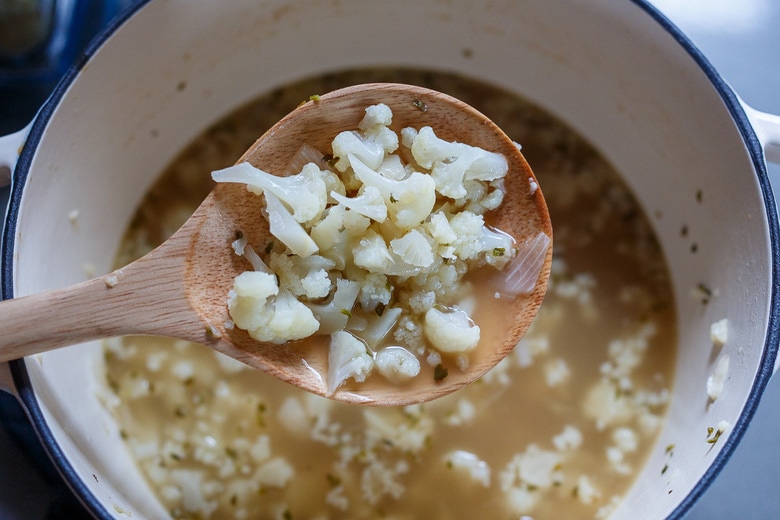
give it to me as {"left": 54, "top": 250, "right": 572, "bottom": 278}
{"left": 101, "top": 69, "right": 676, "bottom": 520}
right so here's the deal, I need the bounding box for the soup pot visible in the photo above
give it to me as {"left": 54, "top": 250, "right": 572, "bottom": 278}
{"left": 2, "top": 0, "right": 780, "bottom": 518}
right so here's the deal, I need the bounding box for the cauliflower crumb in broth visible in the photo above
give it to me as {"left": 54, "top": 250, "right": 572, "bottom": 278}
{"left": 102, "top": 69, "right": 676, "bottom": 520}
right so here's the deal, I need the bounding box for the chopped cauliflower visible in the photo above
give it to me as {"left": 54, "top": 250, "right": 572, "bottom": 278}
{"left": 212, "top": 161, "right": 328, "bottom": 224}
{"left": 424, "top": 307, "right": 481, "bottom": 353}
{"left": 227, "top": 271, "right": 319, "bottom": 344}
{"left": 268, "top": 252, "right": 334, "bottom": 300}
{"left": 707, "top": 354, "right": 730, "bottom": 401}
{"left": 375, "top": 346, "right": 421, "bottom": 384}
{"left": 211, "top": 102, "right": 547, "bottom": 393}
{"left": 710, "top": 318, "right": 728, "bottom": 346}
{"left": 444, "top": 450, "right": 491, "bottom": 487}
{"left": 410, "top": 126, "right": 508, "bottom": 199}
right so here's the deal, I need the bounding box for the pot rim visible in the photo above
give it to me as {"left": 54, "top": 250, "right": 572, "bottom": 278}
{"left": 1, "top": 1, "right": 154, "bottom": 517}
{"left": 1, "top": 1, "right": 778, "bottom": 518}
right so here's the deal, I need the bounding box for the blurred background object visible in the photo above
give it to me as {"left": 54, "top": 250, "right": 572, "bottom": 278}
{"left": 0, "top": 0, "right": 131, "bottom": 135}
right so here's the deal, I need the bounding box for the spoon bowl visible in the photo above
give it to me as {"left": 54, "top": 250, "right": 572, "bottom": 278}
{"left": 0, "top": 83, "right": 551, "bottom": 405}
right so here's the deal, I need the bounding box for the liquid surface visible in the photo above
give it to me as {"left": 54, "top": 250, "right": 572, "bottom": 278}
{"left": 102, "top": 69, "right": 676, "bottom": 520}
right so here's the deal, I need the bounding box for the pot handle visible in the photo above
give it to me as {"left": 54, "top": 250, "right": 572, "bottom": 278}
{"left": 0, "top": 125, "right": 31, "bottom": 188}
{"left": 742, "top": 104, "right": 780, "bottom": 165}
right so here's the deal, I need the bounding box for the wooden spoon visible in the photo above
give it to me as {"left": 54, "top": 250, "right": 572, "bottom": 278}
{"left": 0, "top": 83, "right": 552, "bottom": 406}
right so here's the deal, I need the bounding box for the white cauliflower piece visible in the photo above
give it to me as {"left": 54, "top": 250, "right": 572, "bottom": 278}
{"left": 310, "top": 205, "right": 345, "bottom": 252}
{"left": 212, "top": 161, "right": 327, "bottom": 224}
{"left": 425, "top": 211, "right": 458, "bottom": 246}
{"left": 349, "top": 154, "right": 436, "bottom": 229}
{"left": 375, "top": 346, "right": 421, "bottom": 384}
{"left": 448, "top": 210, "right": 514, "bottom": 265}
{"left": 424, "top": 307, "right": 480, "bottom": 353}
{"left": 710, "top": 318, "right": 729, "bottom": 346}
{"left": 390, "top": 229, "right": 434, "bottom": 268}
{"left": 376, "top": 154, "right": 408, "bottom": 180}
{"left": 356, "top": 271, "right": 392, "bottom": 312}
{"left": 353, "top": 229, "right": 393, "bottom": 273}
{"left": 707, "top": 354, "right": 730, "bottom": 401}
{"left": 330, "top": 186, "right": 387, "bottom": 222}
{"left": 267, "top": 252, "right": 335, "bottom": 299}
{"left": 332, "top": 130, "right": 385, "bottom": 171}
{"left": 410, "top": 126, "right": 508, "bottom": 199}
{"left": 393, "top": 314, "right": 426, "bottom": 355}
{"left": 358, "top": 103, "right": 399, "bottom": 154}
{"left": 327, "top": 331, "right": 374, "bottom": 395}
{"left": 331, "top": 104, "right": 399, "bottom": 173}
{"left": 227, "top": 271, "right": 319, "bottom": 344}
{"left": 444, "top": 450, "right": 491, "bottom": 487}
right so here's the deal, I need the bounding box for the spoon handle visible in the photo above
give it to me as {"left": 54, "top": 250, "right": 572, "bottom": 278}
{"left": 0, "top": 239, "right": 204, "bottom": 363}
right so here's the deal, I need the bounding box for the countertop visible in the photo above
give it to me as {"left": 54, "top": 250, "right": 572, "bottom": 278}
{"left": 1, "top": 1, "right": 779, "bottom": 518}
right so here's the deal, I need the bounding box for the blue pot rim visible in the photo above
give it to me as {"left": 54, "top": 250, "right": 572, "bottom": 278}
{"left": 1, "top": 1, "right": 777, "bottom": 518}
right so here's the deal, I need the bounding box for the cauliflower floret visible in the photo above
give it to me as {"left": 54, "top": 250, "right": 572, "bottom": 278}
{"left": 212, "top": 161, "right": 328, "bottom": 224}
{"left": 310, "top": 205, "right": 345, "bottom": 251}
{"left": 327, "top": 331, "right": 374, "bottom": 395}
{"left": 331, "top": 104, "right": 399, "bottom": 173}
{"left": 376, "top": 155, "right": 408, "bottom": 180}
{"left": 268, "top": 252, "right": 335, "bottom": 299}
{"left": 353, "top": 229, "right": 393, "bottom": 273}
{"left": 349, "top": 154, "right": 436, "bottom": 229}
{"left": 455, "top": 178, "right": 506, "bottom": 214}
{"left": 330, "top": 186, "right": 387, "bottom": 222}
{"left": 375, "top": 346, "right": 421, "bottom": 384}
{"left": 389, "top": 229, "right": 435, "bottom": 268}
{"left": 425, "top": 211, "right": 458, "bottom": 246}
{"left": 424, "top": 307, "right": 481, "bottom": 353}
{"left": 227, "top": 271, "right": 319, "bottom": 344}
{"left": 342, "top": 208, "right": 372, "bottom": 237}
{"left": 393, "top": 314, "right": 426, "bottom": 355}
{"left": 448, "top": 210, "right": 514, "bottom": 265}
{"left": 356, "top": 271, "right": 392, "bottom": 312}
{"left": 410, "top": 126, "right": 508, "bottom": 199}
{"left": 358, "top": 103, "right": 399, "bottom": 154}
{"left": 332, "top": 130, "right": 385, "bottom": 172}
{"left": 444, "top": 450, "right": 491, "bottom": 487}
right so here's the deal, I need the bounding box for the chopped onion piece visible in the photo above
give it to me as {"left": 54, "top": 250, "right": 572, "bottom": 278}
{"left": 284, "top": 144, "right": 326, "bottom": 176}
{"left": 357, "top": 307, "right": 403, "bottom": 349}
{"left": 498, "top": 232, "right": 550, "bottom": 297}
{"left": 307, "top": 279, "right": 361, "bottom": 335}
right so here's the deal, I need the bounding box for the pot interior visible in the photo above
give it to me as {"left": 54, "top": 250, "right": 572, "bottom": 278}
{"left": 6, "top": 0, "right": 775, "bottom": 518}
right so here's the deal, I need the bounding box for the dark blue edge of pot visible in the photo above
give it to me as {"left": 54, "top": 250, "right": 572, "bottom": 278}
{"left": 1, "top": 1, "right": 778, "bottom": 519}
{"left": 634, "top": 2, "right": 780, "bottom": 519}
{"left": 1, "top": 2, "right": 154, "bottom": 518}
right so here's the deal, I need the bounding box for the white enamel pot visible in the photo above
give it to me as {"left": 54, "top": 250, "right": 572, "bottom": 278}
{"left": 2, "top": 1, "right": 780, "bottom": 518}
